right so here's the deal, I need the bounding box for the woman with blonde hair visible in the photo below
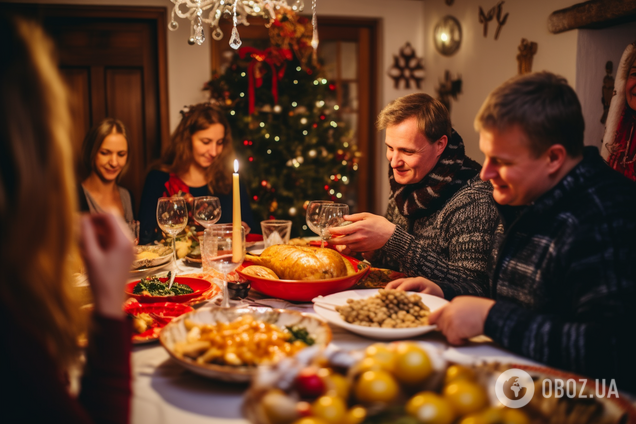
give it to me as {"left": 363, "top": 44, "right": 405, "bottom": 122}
{"left": 0, "top": 14, "right": 134, "bottom": 423}
{"left": 139, "top": 103, "right": 256, "bottom": 244}
{"left": 79, "top": 118, "right": 134, "bottom": 223}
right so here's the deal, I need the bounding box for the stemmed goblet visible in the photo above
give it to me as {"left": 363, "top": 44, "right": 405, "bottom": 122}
{"left": 204, "top": 225, "right": 245, "bottom": 308}
{"left": 156, "top": 197, "right": 188, "bottom": 271}
{"left": 192, "top": 196, "right": 222, "bottom": 229}
{"left": 318, "top": 203, "right": 349, "bottom": 248}
{"left": 306, "top": 200, "right": 334, "bottom": 237}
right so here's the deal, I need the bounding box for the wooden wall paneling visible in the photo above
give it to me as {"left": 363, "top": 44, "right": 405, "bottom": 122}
{"left": 105, "top": 68, "right": 145, "bottom": 211}
{"left": 60, "top": 67, "right": 91, "bottom": 157}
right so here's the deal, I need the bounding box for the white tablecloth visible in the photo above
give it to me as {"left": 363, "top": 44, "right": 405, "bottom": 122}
{"left": 129, "top": 261, "right": 538, "bottom": 424}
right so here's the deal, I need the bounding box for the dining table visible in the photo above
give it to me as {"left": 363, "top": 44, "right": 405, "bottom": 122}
{"left": 127, "top": 258, "right": 544, "bottom": 424}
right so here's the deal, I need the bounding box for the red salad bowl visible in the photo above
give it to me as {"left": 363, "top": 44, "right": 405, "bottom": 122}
{"left": 125, "top": 276, "right": 212, "bottom": 303}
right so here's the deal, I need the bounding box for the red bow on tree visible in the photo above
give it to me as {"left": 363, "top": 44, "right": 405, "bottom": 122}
{"left": 238, "top": 46, "right": 292, "bottom": 114}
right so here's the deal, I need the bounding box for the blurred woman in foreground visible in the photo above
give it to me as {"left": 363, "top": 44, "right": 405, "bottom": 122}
{"left": 0, "top": 14, "right": 134, "bottom": 423}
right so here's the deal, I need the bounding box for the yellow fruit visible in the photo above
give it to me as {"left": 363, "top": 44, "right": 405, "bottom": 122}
{"left": 406, "top": 391, "right": 455, "bottom": 424}
{"left": 261, "top": 389, "right": 300, "bottom": 424}
{"left": 443, "top": 381, "right": 487, "bottom": 416}
{"left": 501, "top": 408, "right": 530, "bottom": 424}
{"left": 444, "top": 365, "right": 476, "bottom": 385}
{"left": 356, "top": 357, "right": 385, "bottom": 374}
{"left": 393, "top": 342, "right": 432, "bottom": 385}
{"left": 291, "top": 418, "right": 329, "bottom": 424}
{"left": 354, "top": 370, "right": 399, "bottom": 403}
{"left": 342, "top": 405, "right": 367, "bottom": 424}
{"left": 323, "top": 373, "right": 349, "bottom": 399}
{"left": 364, "top": 343, "right": 396, "bottom": 371}
{"left": 457, "top": 415, "right": 484, "bottom": 424}
{"left": 477, "top": 407, "right": 503, "bottom": 424}
{"left": 310, "top": 395, "right": 347, "bottom": 424}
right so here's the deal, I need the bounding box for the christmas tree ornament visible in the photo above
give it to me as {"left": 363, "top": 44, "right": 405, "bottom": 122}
{"left": 204, "top": 4, "right": 356, "bottom": 236}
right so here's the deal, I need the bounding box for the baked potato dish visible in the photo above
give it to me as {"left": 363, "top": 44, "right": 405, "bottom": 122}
{"left": 246, "top": 245, "right": 355, "bottom": 280}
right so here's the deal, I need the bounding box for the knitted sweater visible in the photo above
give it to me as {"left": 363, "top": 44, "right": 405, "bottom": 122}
{"left": 484, "top": 147, "right": 636, "bottom": 392}
{"left": 374, "top": 175, "right": 500, "bottom": 299}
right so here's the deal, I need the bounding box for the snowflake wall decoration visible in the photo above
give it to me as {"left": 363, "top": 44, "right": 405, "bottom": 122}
{"left": 387, "top": 42, "right": 425, "bottom": 89}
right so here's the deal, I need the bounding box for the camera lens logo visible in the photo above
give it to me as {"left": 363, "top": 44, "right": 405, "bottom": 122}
{"left": 495, "top": 369, "right": 535, "bottom": 408}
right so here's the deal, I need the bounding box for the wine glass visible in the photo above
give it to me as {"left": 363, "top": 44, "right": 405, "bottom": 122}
{"left": 318, "top": 203, "right": 349, "bottom": 248}
{"left": 306, "top": 200, "right": 334, "bottom": 236}
{"left": 204, "top": 225, "right": 245, "bottom": 308}
{"left": 156, "top": 197, "right": 188, "bottom": 271}
{"left": 192, "top": 196, "right": 222, "bottom": 229}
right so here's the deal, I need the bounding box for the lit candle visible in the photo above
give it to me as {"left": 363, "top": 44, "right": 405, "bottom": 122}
{"left": 232, "top": 159, "right": 242, "bottom": 262}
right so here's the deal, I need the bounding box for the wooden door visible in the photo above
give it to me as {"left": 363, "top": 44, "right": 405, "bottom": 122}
{"left": 1, "top": 4, "right": 170, "bottom": 215}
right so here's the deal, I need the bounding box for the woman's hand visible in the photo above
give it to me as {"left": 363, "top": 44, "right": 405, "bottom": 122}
{"left": 386, "top": 277, "right": 445, "bottom": 298}
{"left": 80, "top": 213, "right": 134, "bottom": 319}
{"left": 328, "top": 213, "right": 396, "bottom": 252}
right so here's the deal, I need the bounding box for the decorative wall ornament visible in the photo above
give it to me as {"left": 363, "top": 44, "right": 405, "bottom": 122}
{"left": 434, "top": 16, "right": 462, "bottom": 56}
{"left": 387, "top": 42, "right": 426, "bottom": 89}
{"left": 516, "top": 38, "right": 538, "bottom": 75}
{"left": 479, "top": 1, "right": 508, "bottom": 40}
{"left": 436, "top": 70, "right": 462, "bottom": 112}
{"left": 601, "top": 60, "right": 615, "bottom": 124}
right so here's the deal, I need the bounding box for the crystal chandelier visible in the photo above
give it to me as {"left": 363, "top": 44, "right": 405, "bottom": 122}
{"left": 168, "top": 0, "right": 319, "bottom": 50}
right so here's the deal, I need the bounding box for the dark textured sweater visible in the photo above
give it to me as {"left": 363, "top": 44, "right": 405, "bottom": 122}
{"left": 374, "top": 175, "right": 500, "bottom": 298}
{"left": 484, "top": 147, "right": 636, "bottom": 392}
{"left": 2, "top": 310, "right": 132, "bottom": 423}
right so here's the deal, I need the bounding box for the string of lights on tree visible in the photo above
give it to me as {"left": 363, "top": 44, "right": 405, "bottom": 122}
{"left": 204, "top": 7, "right": 359, "bottom": 236}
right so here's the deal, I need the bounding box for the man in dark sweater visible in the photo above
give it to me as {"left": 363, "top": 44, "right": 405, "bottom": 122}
{"left": 427, "top": 72, "right": 636, "bottom": 392}
{"left": 330, "top": 93, "right": 499, "bottom": 297}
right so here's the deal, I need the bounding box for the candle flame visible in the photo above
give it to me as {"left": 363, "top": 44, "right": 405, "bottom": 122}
{"left": 234, "top": 159, "right": 239, "bottom": 173}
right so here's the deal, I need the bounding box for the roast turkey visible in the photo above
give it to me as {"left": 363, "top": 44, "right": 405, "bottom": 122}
{"left": 245, "top": 245, "right": 355, "bottom": 280}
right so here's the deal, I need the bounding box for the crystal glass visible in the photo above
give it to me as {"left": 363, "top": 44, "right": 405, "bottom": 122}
{"left": 192, "top": 196, "right": 222, "bottom": 229}
{"left": 318, "top": 203, "right": 349, "bottom": 248}
{"left": 204, "top": 225, "right": 245, "bottom": 308}
{"left": 156, "top": 197, "right": 188, "bottom": 270}
{"left": 306, "top": 200, "right": 334, "bottom": 236}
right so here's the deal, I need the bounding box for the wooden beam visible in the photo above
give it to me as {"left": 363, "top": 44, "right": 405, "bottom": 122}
{"left": 548, "top": 0, "right": 636, "bottom": 34}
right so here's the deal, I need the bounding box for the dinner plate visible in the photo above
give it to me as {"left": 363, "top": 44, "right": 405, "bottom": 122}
{"left": 125, "top": 276, "right": 213, "bottom": 303}
{"left": 131, "top": 245, "right": 173, "bottom": 270}
{"left": 159, "top": 306, "right": 332, "bottom": 382}
{"left": 124, "top": 301, "right": 194, "bottom": 344}
{"left": 312, "top": 289, "right": 448, "bottom": 340}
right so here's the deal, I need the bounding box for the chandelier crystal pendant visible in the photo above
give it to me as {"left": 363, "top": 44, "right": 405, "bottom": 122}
{"left": 168, "top": 0, "right": 318, "bottom": 50}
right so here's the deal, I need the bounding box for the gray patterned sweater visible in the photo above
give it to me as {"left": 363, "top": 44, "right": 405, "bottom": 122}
{"left": 484, "top": 148, "right": 636, "bottom": 392}
{"left": 373, "top": 175, "right": 500, "bottom": 298}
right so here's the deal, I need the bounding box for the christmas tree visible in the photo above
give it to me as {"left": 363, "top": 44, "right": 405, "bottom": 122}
{"left": 204, "top": 8, "right": 359, "bottom": 237}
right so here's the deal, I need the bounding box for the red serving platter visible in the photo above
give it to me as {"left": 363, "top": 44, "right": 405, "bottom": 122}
{"left": 124, "top": 301, "right": 193, "bottom": 343}
{"left": 125, "top": 276, "right": 212, "bottom": 303}
{"left": 237, "top": 254, "right": 370, "bottom": 302}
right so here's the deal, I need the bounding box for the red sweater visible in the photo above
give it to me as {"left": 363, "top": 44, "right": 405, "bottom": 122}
{"left": 0, "top": 308, "right": 132, "bottom": 424}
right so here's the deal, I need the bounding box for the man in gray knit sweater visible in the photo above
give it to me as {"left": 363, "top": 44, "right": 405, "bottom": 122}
{"left": 330, "top": 93, "right": 499, "bottom": 298}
